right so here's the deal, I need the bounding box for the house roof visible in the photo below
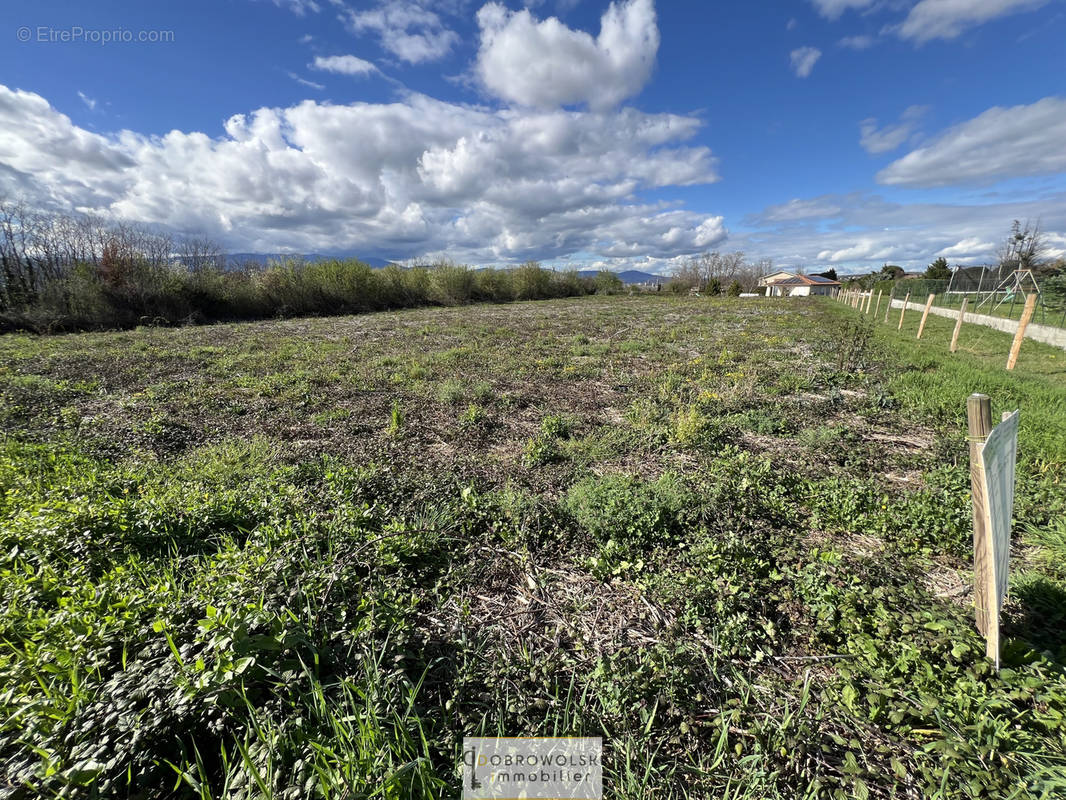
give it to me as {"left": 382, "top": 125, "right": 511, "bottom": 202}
{"left": 767, "top": 274, "right": 841, "bottom": 286}
{"left": 758, "top": 270, "right": 800, "bottom": 285}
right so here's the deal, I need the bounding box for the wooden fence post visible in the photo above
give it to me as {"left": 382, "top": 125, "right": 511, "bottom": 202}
{"left": 865, "top": 291, "right": 873, "bottom": 314}
{"left": 874, "top": 289, "right": 883, "bottom": 319}
{"left": 884, "top": 293, "right": 892, "bottom": 324}
{"left": 950, "top": 297, "right": 968, "bottom": 353}
{"left": 917, "top": 293, "right": 936, "bottom": 339}
{"left": 1006, "top": 294, "right": 1038, "bottom": 371}
{"left": 967, "top": 394, "right": 993, "bottom": 645}
{"left": 897, "top": 292, "right": 911, "bottom": 331}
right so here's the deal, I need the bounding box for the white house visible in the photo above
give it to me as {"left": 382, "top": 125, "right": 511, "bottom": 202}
{"left": 761, "top": 272, "right": 841, "bottom": 297}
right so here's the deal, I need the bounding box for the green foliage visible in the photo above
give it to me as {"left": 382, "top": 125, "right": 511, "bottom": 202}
{"left": 0, "top": 259, "right": 594, "bottom": 333}
{"left": 429, "top": 261, "right": 476, "bottom": 305}
{"left": 594, "top": 270, "right": 625, "bottom": 295}
{"left": 672, "top": 404, "right": 718, "bottom": 446}
{"left": 925, "top": 256, "right": 951, "bottom": 280}
{"left": 521, "top": 414, "right": 575, "bottom": 467}
{"left": 387, "top": 399, "right": 403, "bottom": 438}
{"left": 459, "top": 403, "right": 485, "bottom": 426}
{"left": 566, "top": 472, "right": 694, "bottom": 554}
{"left": 1043, "top": 274, "right": 1066, "bottom": 311}
{"left": 435, "top": 378, "right": 465, "bottom": 405}
{"left": 512, "top": 261, "right": 554, "bottom": 301}
{"left": 727, "top": 280, "right": 743, "bottom": 297}
{"left": 538, "top": 414, "right": 572, "bottom": 439}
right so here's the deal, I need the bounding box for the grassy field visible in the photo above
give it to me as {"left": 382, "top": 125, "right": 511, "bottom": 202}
{"left": 1, "top": 295, "right": 1064, "bottom": 799}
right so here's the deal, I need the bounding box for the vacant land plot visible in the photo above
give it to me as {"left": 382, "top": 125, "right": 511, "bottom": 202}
{"left": 1, "top": 296, "right": 1064, "bottom": 799}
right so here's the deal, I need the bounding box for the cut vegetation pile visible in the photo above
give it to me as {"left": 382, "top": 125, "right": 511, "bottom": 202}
{"left": 1, "top": 296, "right": 1064, "bottom": 799}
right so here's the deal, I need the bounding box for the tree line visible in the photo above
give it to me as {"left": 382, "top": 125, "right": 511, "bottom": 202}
{"left": 0, "top": 199, "right": 627, "bottom": 333}
{"left": 667, "top": 251, "right": 775, "bottom": 296}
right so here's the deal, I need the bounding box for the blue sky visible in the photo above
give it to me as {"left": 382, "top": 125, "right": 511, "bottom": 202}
{"left": 2, "top": 0, "right": 1065, "bottom": 273}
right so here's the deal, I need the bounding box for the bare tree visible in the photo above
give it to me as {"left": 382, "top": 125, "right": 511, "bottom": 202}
{"left": 670, "top": 251, "right": 771, "bottom": 294}
{"left": 670, "top": 257, "right": 703, "bottom": 291}
{"left": 178, "top": 235, "right": 224, "bottom": 271}
{"left": 744, "top": 258, "right": 773, "bottom": 293}
{"left": 999, "top": 219, "right": 1045, "bottom": 273}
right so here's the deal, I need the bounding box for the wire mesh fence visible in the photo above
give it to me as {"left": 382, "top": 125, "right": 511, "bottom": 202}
{"left": 880, "top": 269, "right": 1066, "bottom": 330}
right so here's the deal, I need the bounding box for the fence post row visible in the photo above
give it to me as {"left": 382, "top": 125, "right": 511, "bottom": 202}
{"left": 950, "top": 297, "right": 968, "bottom": 353}
{"left": 845, "top": 281, "right": 1055, "bottom": 372}
{"left": 897, "top": 292, "right": 910, "bottom": 331}
{"left": 916, "top": 293, "right": 935, "bottom": 339}
{"left": 1006, "top": 294, "right": 1038, "bottom": 371}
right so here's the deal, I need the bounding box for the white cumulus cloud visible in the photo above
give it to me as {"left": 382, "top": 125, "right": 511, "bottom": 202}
{"left": 77, "top": 91, "right": 97, "bottom": 111}
{"left": 311, "top": 54, "right": 378, "bottom": 76}
{"left": 475, "top": 0, "right": 660, "bottom": 110}
{"left": 877, "top": 97, "right": 1066, "bottom": 186}
{"left": 810, "top": 0, "right": 875, "bottom": 20}
{"left": 936, "top": 237, "right": 996, "bottom": 258}
{"left": 341, "top": 1, "right": 460, "bottom": 63}
{"left": 898, "top": 0, "right": 1051, "bottom": 43}
{"left": 859, "top": 105, "right": 927, "bottom": 154}
{"left": 289, "top": 72, "right": 326, "bottom": 90}
{"left": 838, "top": 34, "right": 875, "bottom": 49}
{"left": 0, "top": 84, "right": 723, "bottom": 266}
{"left": 790, "top": 46, "right": 822, "bottom": 77}
{"left": 814, "top": 0, "right": 1052, "bottom": 45}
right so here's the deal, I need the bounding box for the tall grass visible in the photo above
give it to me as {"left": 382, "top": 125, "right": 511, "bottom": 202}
{"left": 0, "top": 259, "right": 596, "bottom": 333}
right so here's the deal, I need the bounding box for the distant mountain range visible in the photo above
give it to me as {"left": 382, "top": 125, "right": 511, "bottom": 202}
{"left": 576, "top": 269, "right": 664, "bottom": 284}
{"left": 226, "top": 253, "right": 395, "bottom": 268}
{"left": 224, "top": 255, "right": 665, "bottom": 284}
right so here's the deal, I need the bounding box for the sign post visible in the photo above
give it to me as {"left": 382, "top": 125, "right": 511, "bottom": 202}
{"left": 967, "top": 394, "right": 1019, "bottom": 669}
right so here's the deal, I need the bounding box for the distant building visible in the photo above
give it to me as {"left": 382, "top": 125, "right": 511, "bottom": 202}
{"left": 758, "top": 270, "right": 799, "bottom": 288}
{"left": 760, "top": 272, "right": 841, "bottom": 297}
